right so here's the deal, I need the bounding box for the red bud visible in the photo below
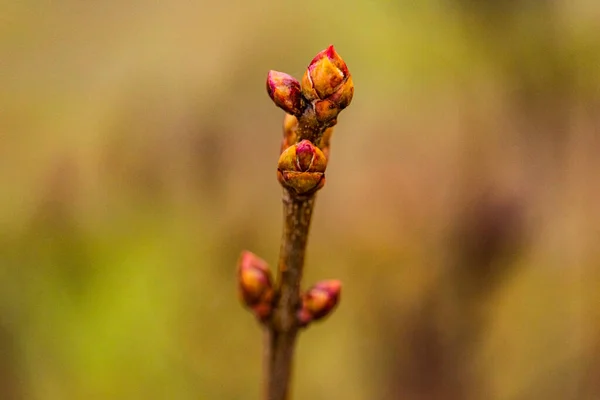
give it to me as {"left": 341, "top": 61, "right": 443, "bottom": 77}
{"left": 267, "top": 71, "right": 306, "bottom": 117}
{"left": 298, "top": 280, "right": 341, "bottom": 327}
{"left": 237, "top": 251, "right": 272, "bottom": 307}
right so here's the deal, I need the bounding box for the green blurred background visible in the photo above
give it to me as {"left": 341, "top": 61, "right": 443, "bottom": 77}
{"left": 1, "top": 1, "right": 599, "bottom": 399}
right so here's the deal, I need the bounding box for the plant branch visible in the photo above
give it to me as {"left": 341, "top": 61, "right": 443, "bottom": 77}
{"left": 238, "top": 45, "right": 353, "bottom": 400}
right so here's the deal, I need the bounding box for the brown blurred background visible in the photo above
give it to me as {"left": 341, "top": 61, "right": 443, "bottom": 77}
{"left": 1, "top": 1, "right": 599, "bottom": 399}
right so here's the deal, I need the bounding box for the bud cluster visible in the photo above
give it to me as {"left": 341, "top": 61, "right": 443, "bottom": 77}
{"left": 267, "top": 45, "right": 353, "bottom": 196}
{"left": 267, "top": 45, "right": 353, "bottom": 139}
{"left": 238, "top": 251, "right": 343, "bottom": 328}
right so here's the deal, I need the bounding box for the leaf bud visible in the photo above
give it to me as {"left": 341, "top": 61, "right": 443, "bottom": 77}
{"left": 267, "top": 71, "right": 306, "bottom": 117}
{"left": 297, "top": 280, "right": 341, "bottom": 327}
{"left": 301, "top": 45, "right": 354, "bottom": 123}
{"left": 277, "top": 140, "right": 327, "bottom": 195}
{"left": 237, "top": 251, "right": 273, "bottom": 307}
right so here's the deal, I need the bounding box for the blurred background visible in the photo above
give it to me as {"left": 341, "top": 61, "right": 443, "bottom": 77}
{"left": 1, "top": 1, "right": 599, "bottom": 399}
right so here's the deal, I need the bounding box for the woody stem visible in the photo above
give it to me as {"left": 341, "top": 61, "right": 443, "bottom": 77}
{"left": 264, "top": 189, "right": 316, "bottom": 400}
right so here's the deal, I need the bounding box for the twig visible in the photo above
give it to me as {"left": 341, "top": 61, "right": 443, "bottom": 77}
{"left": 237, "top": 45, "right": 354, "bottom": 400}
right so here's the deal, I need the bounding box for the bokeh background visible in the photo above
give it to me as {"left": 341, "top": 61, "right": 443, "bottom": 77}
{"left": 2, "top": 1, "right": 599, "bottom": 399}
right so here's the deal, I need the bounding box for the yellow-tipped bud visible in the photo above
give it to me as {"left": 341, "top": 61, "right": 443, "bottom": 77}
{"left": 277, "top": 140, "right": 327, "bottom": 195}
{"left": 301, "top": 45, "right": 354, "bottom": 123}
{"left": 298, "top": 280, "right": 342, "bottom": 327}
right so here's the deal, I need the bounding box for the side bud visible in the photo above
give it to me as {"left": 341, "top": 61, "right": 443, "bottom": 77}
{"left": 237, "top": 251, "right": 273, "bottom": 321}
{"left": 277, "top": 140, "right": 327, "bottom": 195}
{"left": 319, "top": 126, "right": 335, "bottom": 160}
{"left": 281, "top": 114, "right": 298, "bottom": 153}
{"left": 298, "top": 280, "right": 342, "bottom": 327}
{"left": 267, "top": 71, "right": 306, "bottom": 117}
{"left": 301, "top": 45, "right": 354, "bottom": 123}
